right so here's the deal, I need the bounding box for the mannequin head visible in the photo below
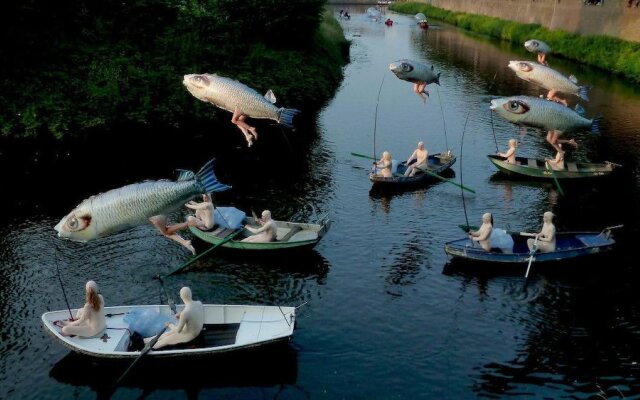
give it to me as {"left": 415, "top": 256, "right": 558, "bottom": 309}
{"left": 543, "top": 211, "right": 554, "bottom": 223}
{"left": 85, "top": 280, "right": 101, "bottom": 311}
{"left": 508, "top": 138, "right": 517, "bottom": 148}
{"left": 180, "top": 287, "right": 193, "bottom": 303}
{"left": 482, "top": 212, "right": 493, "bottom": 225}
{"left": 261, "top": 210, "right": 272, "bottom": 222}
{"left": 417, "top": 141, "right": 425, "bottom": 150}
{"left": 382, "top": 151, "right": 391, "bottom": 161}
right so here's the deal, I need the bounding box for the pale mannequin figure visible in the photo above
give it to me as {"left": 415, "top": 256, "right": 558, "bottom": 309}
{"left": 242, "top": 210, "right": 278, "bottom": 243}
{"left": 497, "top": 138, "right": 517, "bottom": 164}
{"left": 547, "top": 89, "right": 568, "bottom": 106}
{"left": 59, "top": 280, "right": 106, "bottom": 338}
{"left": 546, "top": 129, "right": 578, "bottom": 155}
{"left": 146, "top": 287, "right": 204, "bottom": 350}
{"left": 231, "top": 107, "right": 258, "bottom": 147}
{"left": 546, "top": 144, "right": 565, "bottom": 171}
{"left": 374, "top": 151, "right": 393, "bottom": 178}
{"left": 149, "top": 215, "right": 196, "bottom": 255}
{"left": 414, "top": 82, "right": 429, "bottom": 102}
{"left": 526, "top": 211, "right": 557, "bottom": 253}
{"left": 537, "top": 52, "right": 548, "bottom": 66}
{"left": 404, "top": 141, "right": 429, "bottom": 176}
{"left": 186, "top": 193, "right": 216, "bottom": 231}
{"left": 468, "top": 213, "right": 493, "bottom": 251}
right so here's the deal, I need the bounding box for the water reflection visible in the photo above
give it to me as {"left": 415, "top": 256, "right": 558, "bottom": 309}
{"left": 50, "top": 345, "right": 298, "bottom": 399}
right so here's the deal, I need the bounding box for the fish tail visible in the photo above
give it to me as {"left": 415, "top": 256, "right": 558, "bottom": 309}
{"left": 591, "top": 116, "right": 601, "bottom": 134}
{"left": 578, "top": 86, "right": 590, "bottom": 102}
{"left": 436, "top": 72, "right": 441, "bottom": 86}
{"left": 194, "top": 159, "right": 232, "bottom": 193}
{"left": 278, "top": 108, "right": 301, "bottom": 129}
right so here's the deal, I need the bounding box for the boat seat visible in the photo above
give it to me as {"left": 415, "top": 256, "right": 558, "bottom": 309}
{"left": 159, "top": 323, "right": 240, "bottom": 350}
{"left": 527, "top": 158, "right": 538, "bottom": 168}
{"left": 210, "top": 227, "right": 236, "bottom": 239}
{"left": 279, "top": 226, "right": 302, "bottom": 242}
{"left": 567, "top": 162, "right": 578, "bottom": 172}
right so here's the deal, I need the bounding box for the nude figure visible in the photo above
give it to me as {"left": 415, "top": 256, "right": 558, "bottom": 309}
{"left": 469, "top": 213, "right": 493, "bottom": 251}
{"left": 374, "top": 151, "right": 393, "bottom": 178}
{"left": 546, "top": 89, "right": 568, "bottom": 106}
{"left": 526, "top": 211, "right": 557, "bottom": 253}
{"left": 149, "top": 215, "right": 195, "bottom": 255}
{"left": 497, "top": 138, "right": 517, "bottom": 164}
{"left": 186, "top": 193, "right": 216, "bottom": 231}
{"left": 414, "top": 82, "right": 429, "bottom": 102}
{"left": 242, "top": 210, "right": 278, "bottom": 243}
{"left": 546, "top": 129, "right": 577, "bottom": 155}
{"left": 59, "top": 280, "right": 106, "bottom": 338}
{"left": 147, "top": 287, "right": 204, "bottom": 350}
{"left": 232, "top": 108, "right": 258, "bottom": 147}
{"left": 404, "top": 141, "right": 429, "bottom": 177}
{"left": 546, "top": 145, "right": 565, "bottom": 171}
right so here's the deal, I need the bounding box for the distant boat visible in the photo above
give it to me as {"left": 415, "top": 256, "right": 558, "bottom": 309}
{"left": 378, "top": 0, "right": 394, "bottom": 5}
{"left": 487, "top": 155, "right": 620, "bottom": 179}
{"left": 369, "top": 152, "right": 456, "bottom": 187}
{"left": 444, "top": 228, "right": 619, "bottom": 264}
{"left": 189, "top": 215, "right": 331, "bottom": 251}
{"left": 42, "top": 304, "right": 295, "bottom": 358}
{"left": 415, "top": 13, "right": 428, "bottom": 29}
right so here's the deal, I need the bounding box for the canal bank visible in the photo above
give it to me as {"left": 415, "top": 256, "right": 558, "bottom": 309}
{"left": 390, "top": 1, "right": 640, "bottom": 83}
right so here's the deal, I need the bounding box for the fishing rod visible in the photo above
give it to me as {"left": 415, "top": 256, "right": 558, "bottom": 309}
{"left": 459, "top": 108, "right": 474, "bottom": 231}
{"left": 435, "top": 85, "right": 450, "bottom": 151}
{"left": 53, "top": 239, "right": 74, "bottom": 321}
{"left": 487, "top": 71, "right": 499, "bottom": 153}
{"left": 372, "top": 73, "right": 387, "bottom": 162}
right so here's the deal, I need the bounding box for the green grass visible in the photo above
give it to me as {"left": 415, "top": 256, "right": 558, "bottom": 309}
{"left": 391, "top": 1, "right": 640, "bottom": 83}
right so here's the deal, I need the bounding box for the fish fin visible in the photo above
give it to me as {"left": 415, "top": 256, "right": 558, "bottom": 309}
{"left": 574, "top": 104, "right": 586, "bottom": 117}
{"left": 591, "top": 116, "right": 601, "bottom": 134}
{"left": 264, "top": 90, "right": 277, "bottom": 104}
{"left": 578, "top": 86, "right": 590, "bottom": 102}
{"left": 195, "top": 159, "right": 232, "bottom": 193}
{"left": 176, "top": 169, "right": 195, "bottom": 182}
{"left": 569, "top": 75, "right": 578, "bottom": 84}
{"left": 435, "top": 72, "right": 441, "bottom": 86}
{"left": 277, "top": 108, "right": 301, "bottom": 129}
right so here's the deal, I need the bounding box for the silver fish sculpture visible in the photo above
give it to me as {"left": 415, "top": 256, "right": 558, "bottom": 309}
{"left": 508, "top": 61, "right": 590, "bottom": 101}
{"left": 389, "top": 59, "right": 441, "bottom": 85}
{"left": 490, "top": 96, "right": 600, "bottom": 133}
{"left": 414, "top": 13, "right": 427, "bottom": 22}
{"left": 524, "top": 39, "right": 551, "bottom": 55}
{"left": 183, "top": 73, "right": 300, "bottom": 146}
{"left": 54, "top": 159, "right": 230, "bottom": 242}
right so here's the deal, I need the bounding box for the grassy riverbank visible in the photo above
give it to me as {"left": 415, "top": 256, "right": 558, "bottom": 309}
{"left": 390, "top": 1, "right": 640, "bottom": 83}
{"left": 0, "top": 2, "right": 349, "bottom": 139}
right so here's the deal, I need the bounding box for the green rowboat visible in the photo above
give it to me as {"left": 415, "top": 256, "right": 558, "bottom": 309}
{"left": 189, "top": 216, "right": 331, "bottom": 251}
{"left": 487, "top": 155, "right": 619, "bottom": 179}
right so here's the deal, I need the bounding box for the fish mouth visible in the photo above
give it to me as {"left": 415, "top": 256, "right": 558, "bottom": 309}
{"left": 507, "top": 61, "right": 517, "bottom": 69}
{"left": 489, "top": 99, "right": 498, "bottom": 110}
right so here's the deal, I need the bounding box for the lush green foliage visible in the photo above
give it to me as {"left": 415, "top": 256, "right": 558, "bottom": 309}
{"left": 391, "top": 1, "right": 640, "bottom": 83}
{"left": 0, "top": 1, "right": 348, "bottom": 139}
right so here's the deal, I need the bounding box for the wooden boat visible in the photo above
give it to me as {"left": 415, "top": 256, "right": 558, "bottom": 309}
{"left": 369, "top": 152, "right": 456, "bottom": 187}
{"left": 42, "top": 304, "right": 295, "bottom": 358}
{"left": 444, "top": 227, "right": 619, "bottom": 264}
{"left": 487, "top": 155, "right": 620, "bottom": 179}
{"left": 189, "top": 216, "right": 331, "bottom": 251}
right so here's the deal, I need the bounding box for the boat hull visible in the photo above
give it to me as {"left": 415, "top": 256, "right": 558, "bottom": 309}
{"left": 487, "top": 155, "right": 617, "bottom": 179}
{"left": 42, "top": 304, "right": 295, "bottom": 358}
{"left": 369, "top": 153, "right": 456, "bottom": 186}
{"left": 444, "top": 231, "right": 616, "bottom": 264}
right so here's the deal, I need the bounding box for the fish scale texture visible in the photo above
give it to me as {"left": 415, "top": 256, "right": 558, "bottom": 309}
{"left": 206, "top": 75, "right": 279, "bottom": 121}
{"left": 512, "top": 62, "right": 583, "bottom": 98}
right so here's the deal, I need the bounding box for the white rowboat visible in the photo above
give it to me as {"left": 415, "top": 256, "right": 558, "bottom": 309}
{"left": 42, "top": 304, "right": 295, "bottom": 358}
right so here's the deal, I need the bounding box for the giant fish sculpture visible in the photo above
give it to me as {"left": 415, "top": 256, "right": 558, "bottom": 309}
{"left": 55, "top": 159, "right": 230, "bottom": 243}
{"left": 389, "top": 59, "right": 441, "bottom": 102}
{"left": 524, "top": 39, "right": 551, "bottom": 65}
{"left": 508, "top": 61, "right": 590, "bottom": 101}
{"left": 490, "top": 96, "right": 600, "bottom": 133}
{"left": 183, "top": 73, "right": 300, "bottom": 147}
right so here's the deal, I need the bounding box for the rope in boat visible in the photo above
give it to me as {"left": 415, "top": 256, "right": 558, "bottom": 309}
{"left": 372, "top": 73, "right": 387, "bottom": 162}
{"left": 435, "top": 85, "right": 450, "bottom": 151}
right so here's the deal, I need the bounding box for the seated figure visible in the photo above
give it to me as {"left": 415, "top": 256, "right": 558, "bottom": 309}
{"left": 468, "top": 213, "right": 493, "bottom": 251}
{"left": 186, "top": 193, "right": 216, "bottom": 231}
{"left": 147, "top": 287, "right": 204, "bottom": 350}
{"left": 497, "top": 138, "right": 517, "bottom": 164}
{"left": 526, "top": 211, "right": 556, "bottom": 253}
{"left": 59, "top": 280, "right": 106, "bottom": 338}
{"left": 242, "top": 210, "right": 278, "bottom": 243}
{"left": 373, "top": 151, "right": 393, "bottom": 178}
{"left": 404, "top": 141, "right": 428, "bottom": 177}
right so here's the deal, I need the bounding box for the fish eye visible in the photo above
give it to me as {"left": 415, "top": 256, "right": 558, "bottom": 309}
{"left": 518, "top": 63, "right": 532, "bottom": 72}
{"left": 65, "top": 215, "right": 91, "bottom": 232}
{"left": 68, "top": 217, "right": 78, "bottom": 229}
{"left": 503, "top": 100, "right": 529, "bottom": 114}
{"left": 401, "top": 63, "right": 413, "bottom": 72}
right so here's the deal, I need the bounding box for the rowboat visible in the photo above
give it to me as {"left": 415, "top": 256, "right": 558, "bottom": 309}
{"left": 369, "top": 152, "right": 456, "bottom": 187}
{"left": 444, "top": 227, "right": 619, "bottom": 264}
{"left": 189, "top": 216, "right": 331, "bottom": 251}
{"left": 42, "top": 304, "right": 295, "bottom": 358}
{"left": 487, "top": 155, "right": 620, "bottom": 179}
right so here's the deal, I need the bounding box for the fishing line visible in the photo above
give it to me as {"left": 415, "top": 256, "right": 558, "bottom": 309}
{"left": 53, "top": 239, "right": 74, "bottom": 320}
{"left": 459, "top": 108, "right": 474, "bottom": 230}
{"left": 487, "top": 70, "right": 499, "bottom": 152}
{"left": 435, "top": 85, "right": 450, "bottom": 151}
{"left": 372, "top": 73, "right": 387, "bottom": 162}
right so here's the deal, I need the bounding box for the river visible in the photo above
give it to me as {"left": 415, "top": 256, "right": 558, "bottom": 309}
{"left": 1, "top": 6, "right": 640, "bottom": 399}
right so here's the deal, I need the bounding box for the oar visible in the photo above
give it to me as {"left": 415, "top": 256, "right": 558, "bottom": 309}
{"left": 351, "top": 152, "right": 476, "bottom": 193}
{"left": 545, "top": 161, "right": 565, "bottom": 196}
{"left": 112, "top": 324, "right": 168, "bottom": 389}
{"left": 165, "top": 229, "right": 243, "bottom": 276}
{"left": 524, "top": 235, "right": 538, "bottom": 279}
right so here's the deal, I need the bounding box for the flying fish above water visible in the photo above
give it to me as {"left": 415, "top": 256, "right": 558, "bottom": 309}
{"left": 389, "top": 59, "right": 441, "bottom": 102}
{"left": 183, "top": 73, "right": 300, "bottom": 147}
{"left": 508, "top": 61, "right": 590, "bottom": 101}
{"left": 54, "top": 159, "right": 230, "bottom": 242}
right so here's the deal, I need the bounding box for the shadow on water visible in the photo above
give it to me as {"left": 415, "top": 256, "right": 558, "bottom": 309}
{"left": 49, "top": 344, "right": 298, "bottom": 399}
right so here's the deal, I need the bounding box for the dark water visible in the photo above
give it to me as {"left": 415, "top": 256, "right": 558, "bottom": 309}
{"left": 2, "top": 6, "right": 640, "bottom": 399}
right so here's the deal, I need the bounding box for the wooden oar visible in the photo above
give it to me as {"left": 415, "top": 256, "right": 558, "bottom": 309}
{"left": 545, "top": 161, "right": 565, "bottom": 196}
{"left": 165, "top": 229, "right": 243, "bottom": 276}
{"left": 524, "top": 235, "right": 538, "bottom": 279}
{"left": 112, "top": 324, "right": 168, "bottom": 389}
{"left": 350, "top": 152, "right": 475, "bottom": 193}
